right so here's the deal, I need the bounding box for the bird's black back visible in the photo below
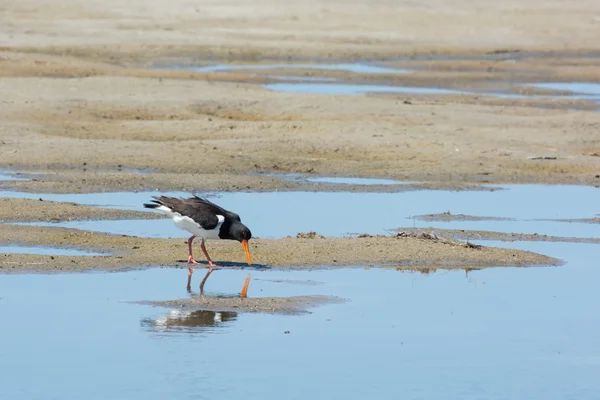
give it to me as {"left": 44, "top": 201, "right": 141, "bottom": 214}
{"left": 145, "top": 195, "right": 242, "bottom": 234}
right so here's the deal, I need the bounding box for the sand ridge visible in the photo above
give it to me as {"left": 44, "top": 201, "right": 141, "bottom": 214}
{"left": 0, "top": 223, "right": 561, "bottom": 273}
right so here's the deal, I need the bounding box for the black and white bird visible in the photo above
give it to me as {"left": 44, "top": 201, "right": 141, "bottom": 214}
{"left": 143, "top": 195, "right": 252, "bottom": 289}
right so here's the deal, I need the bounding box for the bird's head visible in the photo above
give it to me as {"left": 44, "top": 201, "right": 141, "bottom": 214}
{"left": 231, "top": 223, "right": 252, "bottom": 266}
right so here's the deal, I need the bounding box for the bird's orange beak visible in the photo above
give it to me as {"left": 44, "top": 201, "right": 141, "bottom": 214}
{"left": 241, "top": 240, "right": 252, "bottom": 266}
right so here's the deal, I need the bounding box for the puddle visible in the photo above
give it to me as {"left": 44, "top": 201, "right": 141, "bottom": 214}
{"left": 155, "top": 61, "right": 600, "bottom": 106}
{"left": 0, "top": 171, "right": 32, "bottom": 182}
{"left": 528, "top": 82, "right": 600, "bottom": 102}
{"left": 263, "top": 82, "right": 471, "bottom": 96}
{"left": 263, "top": 82, "right": 600, "bottom": 104}
{"left": 1, "top": 239, "right": 600, "bottom": 398}
{"left": 3, "top": 185, "right": 599, "bottom": 240}
{"left": 269, "top": 75, "right": 338, "bottom": 82}
{"left": 261, "top": 82, "right": 543, "bottom": 100}
{"left": 0, "top": 245, "right": 105, "bottom": 256}
{"left": 254, "top": 172, "right": 409, "bottom": 186}
{"left": 305, "top": 176, "right": 407, "bottom": 185}
{"left": 165, "top": 62, "right": 410, "bottom": 74}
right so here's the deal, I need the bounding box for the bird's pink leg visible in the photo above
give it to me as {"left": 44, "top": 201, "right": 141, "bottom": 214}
{"left": 187, "top": 235, "right": 199, "bottom": 264}
{"left": 200, "top": 239, "right": 218, "bottom": 267}
{"left": 187, "top": 235, "right": 199, "bottom": 287}
{"left": 186, "top": 269, "right": 193, "bottom": 292}
{"left": 199, "top": 267, "right": 215, "bottom": 293}
{"left": 198, "top": 239, "right": 219, "bottom": 292}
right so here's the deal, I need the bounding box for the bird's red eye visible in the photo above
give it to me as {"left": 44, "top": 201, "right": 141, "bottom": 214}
{"left": 242, "top": 231, "right": 246, "bottom": 238}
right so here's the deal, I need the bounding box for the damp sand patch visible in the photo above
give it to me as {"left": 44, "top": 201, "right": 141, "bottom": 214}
{"left": 394, "top": 227, "right": 600, "bottom": 244}
{"left": 138, "top": 295, "right": 344, "bottom": 315}
{"left": 0, "top": 197, "right": 160, "bottom": 222}
{"left": 0, "top": 224, "right": 562, "bottom": 273}
{"left": 543, "top": 217, "right": 600, "bottom": 225}
{"left": 409, "top": 212, "right": 513, "bottom": 222}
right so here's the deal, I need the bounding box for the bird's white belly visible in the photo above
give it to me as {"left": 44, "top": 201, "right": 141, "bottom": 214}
{"left": 172, "top": 213, "right": 222, "bottom": 240}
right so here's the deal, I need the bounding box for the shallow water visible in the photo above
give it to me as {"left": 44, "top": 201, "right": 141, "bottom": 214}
{"left": 2, "top": 182, "right": 600, "bottom": 398}
{"left": 154, "top": 61, "right": 600, "bottom": 105}
{"left": 166, "top": 62, "right": 410, "bottom": 74}
{"left": 529, "top": 82, "right": 600, "bottom": 99}
{"left": 264, "top": 82, "right": 600, "bottom": 104}
{"left": 0, "top": 171, "right": 30, "bottom": 181}
{"left": 3, "top": 185, "right": 599, "bottom": 239}
{"left": 306, "top": 177, "right": 404, "bottom": 185}
{"left": 269, "top": 75, "right": 338, "bottom": 82}
{"left": 264, "top": 82, "right": 473, "bottom": 96}
{"left": 16, "top": 216, "right": 600, "bottom": 242}
{"left": 253, "top": 172, "right": 409, "bottom": 186}
{"left": 0, "top": 245, "right": 105, "bottom": 256}
{"left": 1, "top": 239, "right": 599, "bottom": 399}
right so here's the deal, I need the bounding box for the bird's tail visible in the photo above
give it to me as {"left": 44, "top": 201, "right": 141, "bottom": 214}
{"left": 143, "top": 198, "right": 163, "bottom": 209}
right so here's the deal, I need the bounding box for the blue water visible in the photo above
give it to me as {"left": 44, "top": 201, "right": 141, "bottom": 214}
{"left": 0, "top": 245, "right": 105, "bottom": 256}
{"left": 171, "top": 62, "right": 410, "bottom": 74}
{"left": 305, "top": 176, "right": 407, "bottom": 185}
{"left": 0, "top": 172, "right": 30, "bottom": 181}
{"left": 263, "top": 82, "right": 600, "bottom": 104}
{"left": 153, "top": 62, "right": 600, "bottom": 104}
{"left": 529, "top": 82, "right": 600, "bottom": 97}
{"left": 269, "top": 75, "right": 338, "bottom": 82}
{"left": 3, "top": 185, "right": 599, "bottom": 239}
{"left": 264, "top": 82, "right": 471, "bottom": 96}
{"left": 253, "top": 173, "right": 410, "bottom": 185}
{"left": 1, "top": 239, "right": 599, "bottom": 399}
{"left": 2, "top": 182, "right": 600, "bottom": 398}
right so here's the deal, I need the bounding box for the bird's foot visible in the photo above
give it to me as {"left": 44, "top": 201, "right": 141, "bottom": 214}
{"left": 188, "top": 256, "right": 200, "bottom": 264}
{"left": 207, "top": 261, "right": 219, "bottom": 269}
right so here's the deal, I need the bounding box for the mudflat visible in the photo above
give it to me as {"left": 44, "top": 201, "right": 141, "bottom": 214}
{"left": 0, "top": 222, "right": 560, "bottom": 273}
{"left": 0, "top": 0, "right": 599, "bottom": 190}
{"left": 0, "top": 198, "right": 160, "bottom": 222}
{"left": 395, "top": 227, "right": 600, "bottom": 244}
{"left": 141, "top": 295, "right": 346, "bottom": 315}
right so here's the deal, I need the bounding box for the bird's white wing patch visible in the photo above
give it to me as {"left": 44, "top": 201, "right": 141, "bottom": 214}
{"left": 155, "top": 205, "right": 175, "bottom": 218}
{"left": 171, "top": 212, "right": 224, "bottom": 240}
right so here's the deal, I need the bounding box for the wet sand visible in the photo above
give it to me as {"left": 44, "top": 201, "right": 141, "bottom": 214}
{"left": 141, "top": 295, "right": 345, "bottom": 315}
{"left": 0, "top": 198, "right": 159, "bottom": 222}
{"left": 409, "top": 212, "right": 513, "bottom": 222}
{"left": 1, "top": 70, "right": 598, "bottom": 191}
{"left": 0, "top": 0, "right": 599, "bottom": 190}
{"left": 545, "top": 217, "right": 600, "bottom": 225}
{"left": 0, "top": 224, "right": 560, "bottom": 273}
{"left": 0, "top": 170, "right": 494, "bottom": 194}
{"left": 395, "top": 227, "right": 600, "bottom": 244}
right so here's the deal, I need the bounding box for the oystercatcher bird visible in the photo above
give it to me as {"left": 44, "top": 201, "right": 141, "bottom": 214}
{"left": 143, "top": 195, "right": 252, "bottom": 291}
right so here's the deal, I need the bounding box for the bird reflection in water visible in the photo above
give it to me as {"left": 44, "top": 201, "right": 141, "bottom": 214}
{"left": 141, "top": 309, "right": 237, "bottom": 333}
{"left": 187, "top": 268, "right": 252, "bottom": 299}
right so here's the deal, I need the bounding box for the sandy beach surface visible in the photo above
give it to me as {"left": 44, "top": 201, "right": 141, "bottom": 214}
{"left": 1, "top": 0, "right": 598, "bottom": 273}
{"left": 1, "top": 0, "right": 599, "bottom": 192}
